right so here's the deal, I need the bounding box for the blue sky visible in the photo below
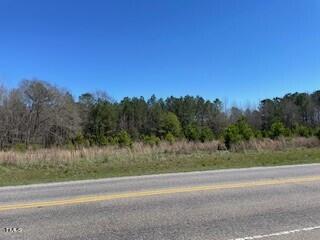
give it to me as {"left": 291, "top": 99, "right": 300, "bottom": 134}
{"left": 0, "top": 0, "right": 319, "bottom": 105}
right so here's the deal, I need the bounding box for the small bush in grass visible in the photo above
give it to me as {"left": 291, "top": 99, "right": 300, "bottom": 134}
{"left": 293, "top": 124, "right": 312, "bottom": 137}
{"left": 13, "top": 143, "right": 27, "bottom": 152}
{"left": 254, "top": 130, "right": 263, "bottom": 139}
{"left": 224, "top": 125, "right": 242, "bottom": 149}
{"left": 262, "top": 130, "right": 270, "bottom": 138}
{"left": 72, "top": 133, "right": 90, "bottom": 147}
{"left": 184, "top": 125, "right": 214, "bottom": 142}
{"left": 107, "top": 136, "right": 119, "bottom": 145}
{"left": 116, "top": 130, "right": 132, "bottom": 147}
{"left": 270, "top": 121, "right": 287, "bottom": 139}
{"left": 224, "top": 118, "right": 253, "bottom": 149}
{"left": 236, "top": 118, "right": 254, "bottom": 140}
{"left": 199, "top": 127, "right": 214, "bottom": 142}
{"left": 164, "top": 132, "right": 175, "bottom": 144}
{"left": 65, "top": 140, "right": 76, "bottom": 150}
{"left": 143, "top": 135, "right": 161, "bottom": 146}
{"left": 97, "top": 135, "right": 108, "bottom": 146}
{"left": 184, "top": 123, "right": 201, "bottom": 141}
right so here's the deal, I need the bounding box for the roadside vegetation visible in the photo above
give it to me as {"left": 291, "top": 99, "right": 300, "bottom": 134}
{"left": 1, "top": 137, "right": 320, "bottom": 186}
{"left": 0, "top": 79, "right": 320, "bottom": 186}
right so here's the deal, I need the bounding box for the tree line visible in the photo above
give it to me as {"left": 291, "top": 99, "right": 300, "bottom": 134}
{"left": 1, "top": 79, "right": 320, "bottom": 150}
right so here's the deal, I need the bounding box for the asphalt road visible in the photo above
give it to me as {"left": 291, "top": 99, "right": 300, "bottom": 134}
{"left": 1, "top": 164, "right": 320, "bottom": 240}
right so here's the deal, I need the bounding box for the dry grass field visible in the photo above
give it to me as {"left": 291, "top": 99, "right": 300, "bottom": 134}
{"left": 1, "top": 137, "right": 320, "bottom": 186}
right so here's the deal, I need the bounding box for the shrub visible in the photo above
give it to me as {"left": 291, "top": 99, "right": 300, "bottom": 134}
{"left": 72, "top": 133, "right": 90, "bottom": 147}
{"left": 13, "top": 143, "right": 27, "bottom": 152}
{"left": 143, "top": 135, "right": 161, "bottom": 146}
{"left": 224, "top": 125, "right": 242, "bottom": 149}
{"left": 236, "top": 118, "right": 254, "bottom": 140}
{"left": 184, "top": 124, "right": 201, "bottom": 141}
{"left": 270, "top": 121, "right": 287, "bottom": 139}
{"left": 97, "top": 135, "right": 108, "bottom": 146}
{"left": 262, "top": 130, "right": 270, "bottom": 138}
{"left": 224, "top": 118, "right": 253, "bottom": 149}
{"left": 164, "top": 132, "right": 175, "bottom": 144}
{"left": 293, "top": 124, "right": 312, "bottom": 137}
{"left": 116, "top": 131, "right": 132, "bottom": 147}
{"left": 106, "top": 136, "right": 119, "bottom": 145}
{"left": 159, "top": 112, "right": 182, "bottom": 137}
{"left": 254, "top": 130, "right": 263, "bottom": 139}
{"left": 199, "top": 127, "right": 214, "bottom": 142}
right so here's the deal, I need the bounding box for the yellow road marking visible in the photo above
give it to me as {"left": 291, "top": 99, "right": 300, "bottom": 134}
{"left": 1, "top": 175, "right": 320, "bottom": 212}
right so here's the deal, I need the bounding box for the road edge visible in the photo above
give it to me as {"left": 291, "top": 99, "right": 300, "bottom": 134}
{"left": 1, "top": 163, "right": 320, "bottom": 190}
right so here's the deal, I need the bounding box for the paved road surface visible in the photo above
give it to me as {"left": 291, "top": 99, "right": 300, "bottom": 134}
{"left": 1, "top": 164, "right": 320, "bottom": 240}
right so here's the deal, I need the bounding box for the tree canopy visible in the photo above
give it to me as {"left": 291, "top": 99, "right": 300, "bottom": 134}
{"left": 1, "top": 79, "right": 320, "bottom": 149}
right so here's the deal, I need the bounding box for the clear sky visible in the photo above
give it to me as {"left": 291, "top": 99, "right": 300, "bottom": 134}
{"left": 0, "top": 0, "right": 319, "bottom": 105}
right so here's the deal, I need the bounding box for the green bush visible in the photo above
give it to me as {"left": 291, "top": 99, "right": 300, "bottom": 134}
{"left": 254, "top": 130, "right": 263, "bottom": 139}
{"left": 224, "top": 125, "right": 242, "bottom": 149}
{"left": 270, "top": 121, "right": 287, "bottom": 139}
{"left": 106, "top": 136, "right": 119, "bottom": 145}
{"left": 97, "top": 135, "right": 108, "bottom": 146}
{"left": 13, "top": 143, "right": 27, "bottom": 152}
{"left": 65, "top": 140, "right": 75, "bottom": 150}
{"left": 224, "top": 118, "right": 253, "bottom": 149}
{"left": 236, "top": 118, "right": 254, "bottom": 140}
{"left": 261, "top": 130, "right": 270, "bottom": 138}
{"left": 72, "top": 133, "right": 90, "bottom": 147}
{"left": 116, "top": 131, "right": 132, "bottom": 147}
{"left": 164, "top": 132, "right": 175, "bottom": 144}
{"left": 159, "top": 112, "right": 182, "bottom": 137}
{"left": 293, "top": 124, "right": 312, "bottom": 137}
{"left": 184, "top": 123, "right": 201, "bottom": 141}
{"left": 199, "top": 127, "right": 214, "bottom": 142}
{"left": 143, "top": 135, "right": 161, "bottom": 146}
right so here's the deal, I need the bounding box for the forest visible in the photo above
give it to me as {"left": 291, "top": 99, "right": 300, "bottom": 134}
{"left": 1, "top": 79, "right": 320, "bottom": 150}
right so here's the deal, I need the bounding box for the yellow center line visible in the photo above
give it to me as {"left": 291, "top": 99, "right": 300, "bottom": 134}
{"left": 1, "top": 175, "right": 320, "bottom": 212}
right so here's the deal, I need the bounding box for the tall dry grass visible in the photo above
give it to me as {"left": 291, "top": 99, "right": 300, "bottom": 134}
{"left": 1, "top": 137, "right": 319, "bottom": 168}
{"left": 0, "top": 140, "right": 220, "bottom": 167}
{"left": 231, "top": 137, "right": 320, "bottom": 152}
